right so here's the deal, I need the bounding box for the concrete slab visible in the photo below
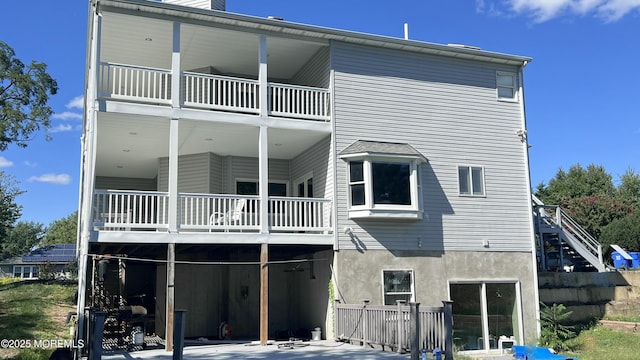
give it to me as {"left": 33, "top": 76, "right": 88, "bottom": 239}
{"left": 101, "top": 340, "right": 412, "bottom": 360}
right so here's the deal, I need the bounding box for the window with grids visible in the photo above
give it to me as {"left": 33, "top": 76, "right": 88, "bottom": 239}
{"left": 497, "top": 71, "right": 517, "bottom": 101}
{"left": 383, "top": 270, "right": 415, "bottom": 305}
{"left": 459, "top": 165, "right": 485, "bottom": 196}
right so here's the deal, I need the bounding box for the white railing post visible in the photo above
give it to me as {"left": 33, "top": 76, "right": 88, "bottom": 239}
{"left": 556, "top": 206, "right": 561, "bottom": 227}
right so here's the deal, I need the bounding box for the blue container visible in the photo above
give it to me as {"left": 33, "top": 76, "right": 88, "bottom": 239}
{"left": 433, "top": 348, "right": 442, "bottom": 360}
{"left": 630, "top": 252, "right": 640, "bottom": 269}
{"left": 612, "top": 251, "right": 632, "bottom": 269}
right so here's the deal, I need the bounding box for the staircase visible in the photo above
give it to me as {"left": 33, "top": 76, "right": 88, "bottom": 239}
{"left": 533, "top": 195, "right": 606, "bottom": 273}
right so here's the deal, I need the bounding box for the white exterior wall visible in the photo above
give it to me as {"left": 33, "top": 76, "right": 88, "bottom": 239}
{"left": 331, "top": 41, "right": 532, "bottom": 253}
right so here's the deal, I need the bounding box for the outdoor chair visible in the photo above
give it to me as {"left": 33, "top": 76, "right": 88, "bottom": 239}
{"left": 209, "top": 198, "right": 246, "bottom": 232}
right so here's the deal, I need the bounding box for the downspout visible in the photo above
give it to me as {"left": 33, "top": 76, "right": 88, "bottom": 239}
{"left": 518, "top": 59, "right": 541, "bottom": 341}
{"left": 76, "top": 0, "right": 101, "bottom": 344}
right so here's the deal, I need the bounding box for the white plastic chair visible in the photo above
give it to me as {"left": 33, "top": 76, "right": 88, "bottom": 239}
{"left": 210, "top": 198, "right": 246, "bottom": 232}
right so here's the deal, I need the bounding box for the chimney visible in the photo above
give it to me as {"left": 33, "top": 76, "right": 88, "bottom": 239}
{"left": 161, "top": 0, "right": 226, "bottom": 11}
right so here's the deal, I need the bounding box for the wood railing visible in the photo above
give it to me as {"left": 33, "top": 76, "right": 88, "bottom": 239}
{"left": 183, "top": 72, "right": 260, "bottom": 113}
{"left": 93, "top": 190, "right": 170, "bottom": 230}
{"left": 334, "top": 300, "right": 453, "bottom": 359}
{"left": 98, "top": 63, "right": 330, "bottom": 121}
{"left": 179, "top": 193, "right": 261, "bottom": 231}
{"left": 268, "top": 82, "right": 330, "bottom": 121}
{"left": 99, "top": 62, "right": 171, "bottom": 103}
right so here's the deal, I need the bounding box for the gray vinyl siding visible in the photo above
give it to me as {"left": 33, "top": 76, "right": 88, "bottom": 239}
{"left": 222, "top": 156, "right": 290, "bottom": 194}
{"left": 158, "top": 153, "right": 213, "bottom": 193}
{"left": 291, "top": 47, "right": 331, "bottom": 88}
{"left": 95, "top": 176, "right": 157, "bottom": 191}
{"left": 291, "top": 136, "right": 331, "bottom": 199}
{"left": 331, "top": 41, "right": 530, "bottom": 252}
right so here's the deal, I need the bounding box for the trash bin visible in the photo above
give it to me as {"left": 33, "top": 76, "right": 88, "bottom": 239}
{"left": 612, "top": 251, "right": 632, "bottom": 269}
{"left": 631, "top": 252, "right": 640, "bottom": 269}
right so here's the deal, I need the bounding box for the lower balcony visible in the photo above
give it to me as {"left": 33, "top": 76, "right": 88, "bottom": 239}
{"left": 92, "top": 190, "right": 332, "bottom": 235}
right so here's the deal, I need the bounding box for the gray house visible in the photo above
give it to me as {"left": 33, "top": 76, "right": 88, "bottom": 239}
{"left": 77, "top": 0, "right": 538, "bottom": 355}
{"left": 0, "top": 244, "right": 76, "bottom": 280}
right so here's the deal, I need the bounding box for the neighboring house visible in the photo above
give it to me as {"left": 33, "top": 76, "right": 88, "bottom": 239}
{"left": 0, "top": 244, "right": 76, "bottom": 280}
{"left": 77, "top": 0, "right": 538, "bottom": 355}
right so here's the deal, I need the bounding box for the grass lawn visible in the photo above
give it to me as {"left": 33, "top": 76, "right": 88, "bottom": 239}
{"left": 0, "top": 280, "right": 77, "bottom": 360}
{"left": 563, "top": 325, "right": 640, "bottom": 360}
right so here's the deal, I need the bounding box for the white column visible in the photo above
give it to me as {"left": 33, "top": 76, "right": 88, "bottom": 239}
{"left": 259, "top": 35, "right": 268, "bottom": 118}
{"left": 168, "top": 21, "right": 181, "bottom": 232}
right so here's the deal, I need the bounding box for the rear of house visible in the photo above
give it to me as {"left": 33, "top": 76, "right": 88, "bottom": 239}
{"left": 77, "top": 0, "right": 538, "bottom": 355}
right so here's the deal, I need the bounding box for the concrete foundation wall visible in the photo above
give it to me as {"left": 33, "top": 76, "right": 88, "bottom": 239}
{"left": 335, "top": 249, "right": 539, "bottom": 343}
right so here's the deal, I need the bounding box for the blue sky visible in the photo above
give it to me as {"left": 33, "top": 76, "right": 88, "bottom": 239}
{"left": 0, "top": 0, "right": 638, "bottom": 226}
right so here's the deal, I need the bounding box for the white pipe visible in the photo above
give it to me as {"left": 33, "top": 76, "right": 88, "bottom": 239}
{"left": 404, "top": 23, "right": 409, "bottom": 40}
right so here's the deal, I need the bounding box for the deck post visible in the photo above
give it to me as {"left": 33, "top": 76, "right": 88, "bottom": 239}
{"left": 362, "top": 299, "right": 369, "bottom": 347}
{"left": 89, "top": 311, "right": 105, "bottom": 360}
{"left": 409, "top": 302, "right": 420, "bottom": 360}
{"left": 165, "top": 243, "right": 175, "bottom": 351}
{"left": 396, "top": 300, "right": 406, "bottom": 353}
{"left": 173, "top": 309, "right": 187, "bottom": 360}
{"left": 260, "top": 243, "right": 269, "bottom": 345}
{"left": 442, "top": 300, "right": 453, "bottom": 360}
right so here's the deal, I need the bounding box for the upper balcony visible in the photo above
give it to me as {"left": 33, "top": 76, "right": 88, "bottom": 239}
{"left": 96, "top": 9, "right": 331, "bottom": 122}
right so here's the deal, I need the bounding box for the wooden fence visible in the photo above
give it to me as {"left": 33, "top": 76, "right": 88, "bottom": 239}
{"left": 334, "top": 300, "right": 453, "bottom": 360}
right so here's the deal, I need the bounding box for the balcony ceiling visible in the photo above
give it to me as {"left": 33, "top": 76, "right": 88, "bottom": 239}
{"left": 95, "top": 113, "right": 329, "bottom": 178}
{"left": 100, "top": 11, "right": 326, "bottom": 79}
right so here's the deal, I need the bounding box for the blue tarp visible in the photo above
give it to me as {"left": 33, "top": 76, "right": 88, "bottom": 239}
{"left": 513, "top": 345, "right": 578, "bottom": 360}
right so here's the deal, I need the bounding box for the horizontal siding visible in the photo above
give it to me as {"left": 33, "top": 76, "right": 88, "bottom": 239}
{"left": 331, "top": 41, "right": 531, "bottom": 252}
{"left": 95, "top": 176, "right": 157, "bottom": 191}
{"left": 291, "top": 47, "right": 331, "bottom": 88}
{"left": 291, "top": 136, "right": 331, "bottom": 199}
{"left": 224, "top": 156, "right": 290, "bottom": 194}
{"left": 158, "top": 153, "right": 212, "bottom": 193}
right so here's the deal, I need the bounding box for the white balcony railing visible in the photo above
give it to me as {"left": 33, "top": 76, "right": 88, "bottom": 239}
{"left": 268, "top": 83, "right": 330, "bottom": 121}
{"left": 98, "top": 63, "right": 330, "bottom": 121}
{"left": 179, "top": 193, "right": 261, "bottom": 231}
{"left": 93, "top": 190, "right": 170, "bottom": 230}
{"left": 99, "top": 62, "right": 172, "bottom": 103}
{"left": 268, "top": 196, "right": 332, "bottom": 232}
{"left": 183, "top": 72, "right": 260, "bottom": 113}
{"left": 93, "top": 190, "right": 332, "bottom": 234}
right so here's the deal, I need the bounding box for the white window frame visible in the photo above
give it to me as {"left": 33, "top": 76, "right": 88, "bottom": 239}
{"left": 496, "top": 71, "right": 517, "bottom": 102}
{"left": 12, "top": 265, "right": 39, "bottom": 280}
{"left": 382, "top": 269, "right": 415, "bottom": 305}
{"left": 458, "top": 165, "right": 486, "bottom": 197}
{"left": 346, "top": 157, "right": 422, "bottom": 219}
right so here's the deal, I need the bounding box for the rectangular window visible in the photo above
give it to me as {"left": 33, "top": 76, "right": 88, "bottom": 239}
{"left": 497, "top": 71, "right": 517, "bottom": 101}
{"left": 12, "top": 265, "right": 38, "bottom": 279}
{"left": 383, "top": 270, "right": 415, "bottom": 305}
{"left": 372, "top": 162, "right": 411, "bottom": 205}
{"left": 349, "top": 161, "right": 365, "bottom": 206}
{"left": 459, "top": 166, "right": 485, "bottom": 196}
{"left": 236, "top": 181, "right": 287, "bottom": 196}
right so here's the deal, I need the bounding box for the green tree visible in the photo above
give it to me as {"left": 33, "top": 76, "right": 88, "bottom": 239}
{"left": 43, "top": 211, "right": 77, "bottom": 245}
{"left": 539, "top": 302, "right": 575, "bottom": 352}
{"left": 0, "top": 41, "right": 58, "bottom": 150}
{"left": 536, "top": 164, "right": 615, "bottom": 205}
{"left": 617, "top": 168, "right": 640, "bottom": 205}
{"left": 1, "top": 221, "right": 45, "bottom": 259}
{"left": 599, "top": 213, "right": 640, "bottom": 253}
{"left": 0, "top": 172, "right": 23, "bottom": 249}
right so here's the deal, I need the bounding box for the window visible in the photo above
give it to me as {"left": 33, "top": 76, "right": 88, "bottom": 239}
{"left": 383, "top": 270, "right": 415, "bottom": 305}
{"left": 496, "top": 71, "right": 517, "bottom": 101}
{"left": 346, "top": 159, "right": 421, "bottom": 218}
{"left": 459, "top": 166, "right": 485, "bottom": 197}
{"left": 12, "top": 265, "right": 39, "bottom": 280}
{"left": 236, "top": 180, "right": 287, "bottom": 196}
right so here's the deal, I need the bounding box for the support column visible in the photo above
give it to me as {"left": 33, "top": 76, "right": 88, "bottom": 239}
{"left": 260, "top": 243, "right": 269, "bottom": 345}
{"left": 166, "top": 243, "right": 175, "bottom": 351}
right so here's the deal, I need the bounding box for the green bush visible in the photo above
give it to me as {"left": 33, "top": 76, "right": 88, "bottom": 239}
{"left": 539, "top": 302, "right": 575, "bottom": 352}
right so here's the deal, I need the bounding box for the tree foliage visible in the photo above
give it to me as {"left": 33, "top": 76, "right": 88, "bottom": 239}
{"left": 0, "top": 41, "right": 58, "bottom": 150}
{"left": 599, "top": 213, "right": 640, "bottom": 253}
{"left": 539, "top": 302, "right": 575, "bottom": 352}
{"left": 42, "top": 211, "right": 77, "bottom": 245}
{"left": 536, "top": 164, "right": 615, "bottom": 205}
{"left": 1, "top": 221, "right": 44, "bottom": 259}
{"left": 0, "top": 171, "right": 23, "bottom": 244}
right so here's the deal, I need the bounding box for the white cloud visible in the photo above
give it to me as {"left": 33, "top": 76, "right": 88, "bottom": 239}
{"left": 49, "top": 124, "right": 74, "bottom": 133}
{"left": 24, "top": 161, "right": 37, "bottom": 168}
{"left": 52, "top": 111, "right": 82, "bottom": 121}
{"left": 478, "top": 0, "right": 640, "bottom": 22}
{"left": 66, "top": 95, "right": 84, "bottom": 110}
{"left": 0, "top": 157, "right": 14, "bottom": 168}
{"left": 28, "top": 173, "right": 71, "bottom": 185}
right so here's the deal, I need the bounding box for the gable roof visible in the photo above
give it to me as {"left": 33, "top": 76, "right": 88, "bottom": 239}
{"left": 339, "top": 140, "right": 427, "bottom": 163}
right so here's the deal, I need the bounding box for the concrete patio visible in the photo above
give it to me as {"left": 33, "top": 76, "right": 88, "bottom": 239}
{"left": 100, "top": 340, "right": 414, "bottom": 360}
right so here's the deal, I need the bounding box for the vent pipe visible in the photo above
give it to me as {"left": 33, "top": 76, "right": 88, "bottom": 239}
{"left": 404, "top": 23, "right": 409, "bottom": 40}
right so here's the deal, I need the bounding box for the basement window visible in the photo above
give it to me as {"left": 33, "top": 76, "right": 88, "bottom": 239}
{"left": 383, "top": 270, "right": 415, "bottom": 305}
